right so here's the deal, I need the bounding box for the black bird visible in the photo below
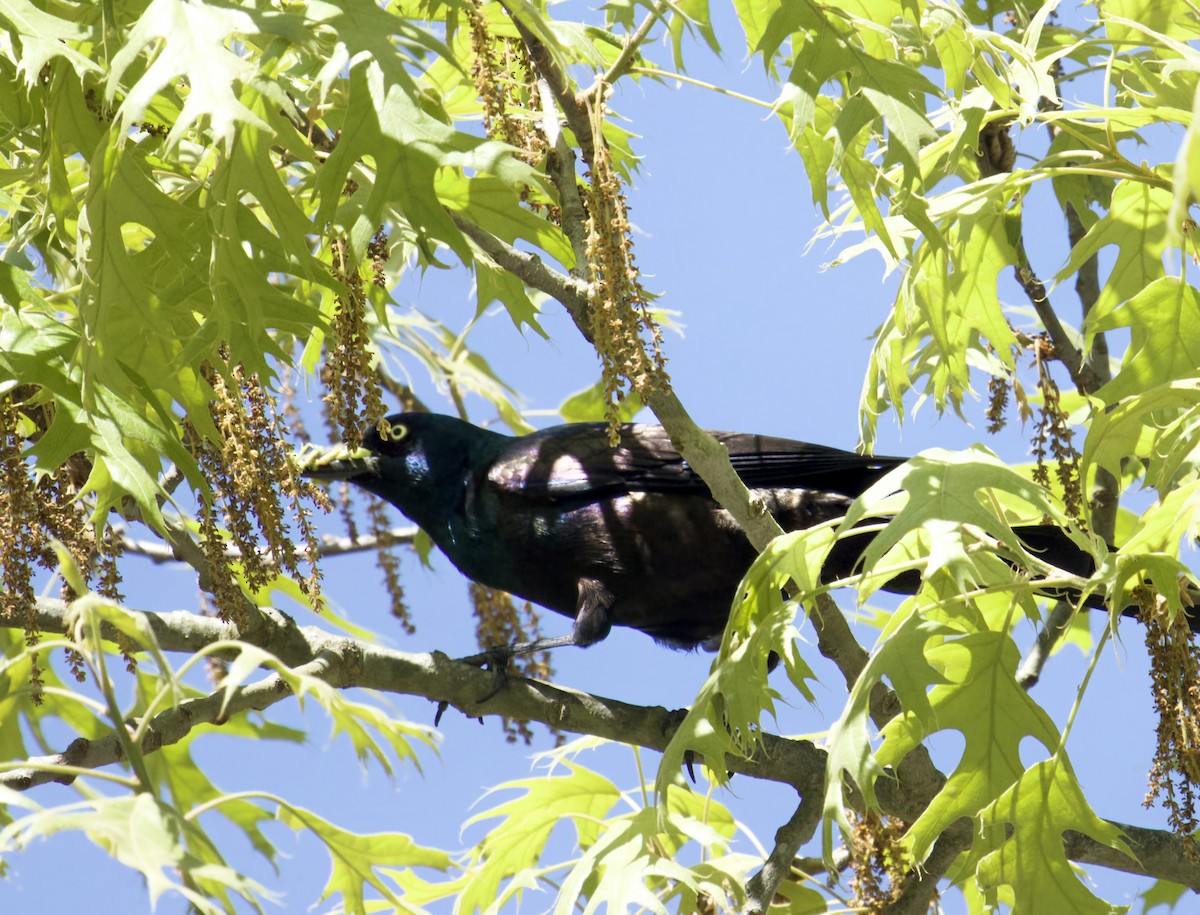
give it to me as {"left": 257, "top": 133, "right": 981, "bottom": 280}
{"left": 303, "top": 413, "right": 1181, "bottom": 654}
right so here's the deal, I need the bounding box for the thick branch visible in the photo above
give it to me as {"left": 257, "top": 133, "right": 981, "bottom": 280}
{"left": 5, "top": 597, "right": 824, "bottom": 793}
{"left": 4, "top": 598, "right": 1198, "bottom": 888}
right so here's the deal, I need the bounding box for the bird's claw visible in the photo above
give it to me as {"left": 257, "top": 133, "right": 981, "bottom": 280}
{"left": 433, "top": 700, "right": 485, "bottom": 727}
{"left": 659, "top": 709, "right": 699, "bottom": 782}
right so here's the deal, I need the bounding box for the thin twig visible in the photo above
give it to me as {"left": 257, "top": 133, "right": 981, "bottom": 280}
{"left": 1017, "top": 84, "right": 1116, "bottom": 685}
{"left": 2, "top": 653, "right": 340, "bottom": 791}
{"left": 537, "top": 80, "right": 591, "bottom": 276}
{"left": 592, "top": 0, "right": 671, "bottom": 91}
{"left": 1011, "top": 245, "right": 1099, "bottom": 394}
{"left": 1017, "top": 601, "right": 1076, "bottom": 688}
{"left": 119, "top": 527, "right": 419, "bottom": 565}
{"left": 630, "top": 67, "right": 775, "bottom": 110}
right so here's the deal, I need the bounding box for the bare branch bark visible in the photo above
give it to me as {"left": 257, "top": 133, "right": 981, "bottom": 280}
{"left": 449, "top": 212, "right": 593, "bottom": 327}
{"left": 1011, "top": 244, "right": 1101, "bottom": 395}
{"left": 743, "top": 794, "right": 823, "bottom": 914}
{"left": 887, "top": 820, "right": 973, "bottom": 915}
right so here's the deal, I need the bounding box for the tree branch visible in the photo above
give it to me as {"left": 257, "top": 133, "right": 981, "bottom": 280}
{"left": 1066, "top": 200, "right": 1119, "bottom": 541}
{"left": 1011, "top": 245, "right": 1101, "bottom": 395}
{"left": 119, "top": 527, "right": 419, "bottom": 564}
{"left": 536, "top": 82, "right": 591, "bottom": 276}
{"left": 591, "top": 0, "right": 669, "bottom": 93}
{"left": 500, "top": 1, "right": 595, "bottom": 168}
{"left": 1016, "top": 153, "right": 1115, "bottom": 687}
{"left": 743, "top": 793, "right": 823, "bottom": 914}
{"left": 887, "top": 820, "right": 973, "bottom": 914}
{"left": 5, "top": 597, "right": 1199, "bottom": 889}
{"left": 449, "top": 212, "right": 593, "bottom": 329}
{"left": 2, "top": 652, "right": 340, "bottom": 791}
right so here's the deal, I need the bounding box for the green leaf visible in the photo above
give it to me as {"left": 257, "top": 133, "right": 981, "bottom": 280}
{"left": 0, "top": 0, "right": 103, "bottom": 81}
{"left": 1091, "top": 277, "right": 1200, "bottom": 404}
{"left": 559, "top": 381, "right": 643, "bottom": 423}
{"left": 976, "top": 757, "right": 1132, "bottom": 913}
{"left": 1082, "top": 376, "right": 1200, "bottom": 494}
{"left": 875, "top": 629, "right": 1061, "bottom": 859}
{"left": 820, "top": 608, "right": 949, "bottom": 854}
{"left": 218, "top": 644, "right": 438, "bottom": 778}
{"left": 437, "top": 171, "right": 571, "bottom": 269}
{"left": 0, "top": 793, "right": 269, "bottom": 913}
{"left": 0, "top": 308, "right": 196, "bottom": 528}
{"left": 553, "top": 784, "right": 749, "bottom": 914}
{"left": 460, "top": 762, "right": 622, "bottom": 912}
{"left": 1101, "top": 0, "right": 1200, "bottom": 45}
{"left": 277, "top": 803, "right": 452, "bottom": 914}
{"left": 1065, "top": 178, "right": 1172, "bottom": 331}
{"left": 845, "top": 447, "right": 1078, "bottom": 601}
{"left": 108, "top": 0, "right": 270, "bottom": 147}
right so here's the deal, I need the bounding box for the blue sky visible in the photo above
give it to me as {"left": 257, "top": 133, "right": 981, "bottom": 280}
{"left": 4, "top": 2, "right": 1186, "bottom": 912}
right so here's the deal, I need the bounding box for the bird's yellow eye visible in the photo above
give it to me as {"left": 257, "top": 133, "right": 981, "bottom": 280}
{"left": 377, "top": 419, "right": 408, "bottom": 443}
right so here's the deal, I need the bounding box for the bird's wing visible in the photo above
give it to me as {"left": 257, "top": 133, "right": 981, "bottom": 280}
{"left": 717, "top": 431, "right": 906, "bottom": 495}
{"left": 486, "top": 423, "right": 905, "bottom": 501}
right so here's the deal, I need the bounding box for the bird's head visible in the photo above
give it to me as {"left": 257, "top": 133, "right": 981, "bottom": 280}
{"left": 300, "top": 412, "right": 504, "bottom": 530}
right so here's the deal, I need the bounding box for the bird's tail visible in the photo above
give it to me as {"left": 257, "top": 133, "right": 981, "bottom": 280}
{"left": 825, "top": 522, "right": 1199, "bottom": 633}
{"left": 1014, "top": 525, "right": 1200, "bottom": 632}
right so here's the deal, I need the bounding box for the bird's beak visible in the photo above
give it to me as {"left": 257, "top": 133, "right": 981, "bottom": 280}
{"left": 297, "top": 443, "right": 381, "bottom": 482}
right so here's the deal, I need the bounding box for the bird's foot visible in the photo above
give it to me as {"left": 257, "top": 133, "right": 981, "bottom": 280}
{"left": 457, "top": 645, "right": 518, "bottom": 704}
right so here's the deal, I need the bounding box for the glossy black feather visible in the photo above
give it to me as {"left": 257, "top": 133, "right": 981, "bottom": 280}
{"left": 305, "top": 413, "right": 1189, "bottom": 652}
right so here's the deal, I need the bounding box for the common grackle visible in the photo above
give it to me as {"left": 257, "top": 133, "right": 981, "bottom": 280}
{"left": 303, "top": 412, "right": 1194, "bottom": 656}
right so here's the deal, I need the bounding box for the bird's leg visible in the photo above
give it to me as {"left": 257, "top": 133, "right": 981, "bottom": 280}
{"left": 456, "top": 578, "right": 616, "bottom": 704}
{"left": 458, "top": 633, "right": 581, "bottom": 703}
